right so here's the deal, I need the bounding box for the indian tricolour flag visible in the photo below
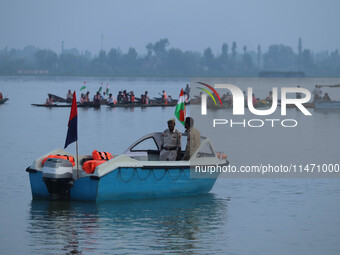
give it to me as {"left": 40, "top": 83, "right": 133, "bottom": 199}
{"left": 80, "top": 81, "right": 86, "bottom": 91}
{"left": 175, "top": 88, "right": 186, "bottom": 126}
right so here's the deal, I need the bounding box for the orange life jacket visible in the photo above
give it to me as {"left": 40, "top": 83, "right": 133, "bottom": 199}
{"left": 42, "top": 154, "right": 75, "bottom": 166}
{"left": 83, "top": 160, "right": 106, "bottom": 174}
{"left": 216, "top": 152, "right": 227, "bottom": 159}
{"left": 92, "top": 150, "right": 113, "bottom": 160}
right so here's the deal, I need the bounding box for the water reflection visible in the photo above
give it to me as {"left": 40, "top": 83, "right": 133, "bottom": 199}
{"left": 28, "top": 194, "right": 228, "bottom": 254}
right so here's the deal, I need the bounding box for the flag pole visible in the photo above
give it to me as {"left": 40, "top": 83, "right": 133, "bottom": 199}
{"left": 76, "top": 140, "right": 79, "bottom": 179}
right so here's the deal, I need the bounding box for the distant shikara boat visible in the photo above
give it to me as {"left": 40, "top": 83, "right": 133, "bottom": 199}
{"left": 26, "top": 132, "right": 228, "bottom": 202}
{"left": 48, "top": 93, "right": 71, "bottom": 103}
{"left": 108, "top": 102, "right": 178, "bottom": 108}
{"left": 31, "top": 102, "right": 101, "bottom": 108}
{"left": 0, "top": 98, "right": 9, "bottom": 104}
{"left": 314, "top": 101, "right": 340, "bottom": 111}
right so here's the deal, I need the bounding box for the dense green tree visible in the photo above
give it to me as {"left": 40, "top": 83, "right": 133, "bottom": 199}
{"left": 1, "top": 38, "right": 340, "bottom": 76}
{"left": 152, "top": 38, "right": 169, "bottom": 58}
{"left": 35, "top": 49, "right": 58, "bottom": 70}
{"left": 203, "top": 47, "right": 215, "bottom": 71}
{"left": 263, "top": 44, "right": 297, "bottom": 71}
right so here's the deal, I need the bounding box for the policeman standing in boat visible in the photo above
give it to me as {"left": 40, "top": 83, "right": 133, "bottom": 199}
{"left": 183, "top": 117, "right": 201, "bottom": 160}
{"left": 159, "top": 118, "right": 182, "bottom": 161}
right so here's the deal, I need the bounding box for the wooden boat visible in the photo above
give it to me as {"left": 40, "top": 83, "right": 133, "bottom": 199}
{"left": 0, "top": 98, "right": 9, "bottom": 104}
{"left": 26, "top": 132, "right": 228, "bottom": 201}
{"left": 284, "top": 103, "right": 315, "bottom": 109}
{"left": 108, "top": 101, "right": 178, "bottom": 108}
{"left": 314, "top": 101, "right": 340, "bottom": 111}
{"left": 31, "top": 102, "right": 101, "bottom": 108}
{"left": 48, "top": 93, "right": 71, "bottom": 103}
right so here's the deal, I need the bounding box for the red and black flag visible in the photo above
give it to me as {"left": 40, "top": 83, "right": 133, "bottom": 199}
{"left": 64, "top": 91, "right": 78, "bottom": 149}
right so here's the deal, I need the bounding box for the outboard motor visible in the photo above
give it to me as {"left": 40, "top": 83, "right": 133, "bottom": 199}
{"left": 42, "top": 158, "right": 74, "bottom": 200}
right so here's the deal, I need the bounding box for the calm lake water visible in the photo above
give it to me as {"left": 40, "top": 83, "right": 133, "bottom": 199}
{"left": 0, "top": 76, "right": 339, "bottom": 254}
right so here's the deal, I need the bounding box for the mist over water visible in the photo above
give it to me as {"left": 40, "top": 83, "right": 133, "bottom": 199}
{"left": 0, "top": 76, "right": 340, "bottom": 254}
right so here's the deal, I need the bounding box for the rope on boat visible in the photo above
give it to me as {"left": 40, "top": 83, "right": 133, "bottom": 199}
{"left": 135, "top": 168, "right": 152, "bottom": 181}
{"left": 167, "top": 169, "right": 182, "bottom": 181}
{"left": 117, "top": 167, "right": 191, "bottom": 182}
{"left": 183, "top": 168, "right": 191, "bottom": 180}
{"left": 152, "top": 169, "right": 167, "bottom": 181}
{"left": 117, "top": 168, "right": 136, "bottom": 183}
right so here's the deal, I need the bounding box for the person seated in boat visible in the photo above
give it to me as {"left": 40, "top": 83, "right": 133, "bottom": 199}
{"left": 129, "top": 91, "right": 135, "bottom": 103}
{"left": 45, "top": 94, "right": 53, "bottom": 105}
{"left": 66, "top": 89, "right": 72, "bottom": 101}
{"left": 252, "top": 93, "right": 258, "bottom": 106}
{"left": 312, "top": 85, "right": 323, "bottom": 102}
{"left": 159, "top": 118, "right": 182, "bottom": 161}
{"left": 80, "top": 93, "right": 85, "bottom": 104}
{"left": 322, "top": 93, "right": 331, "bottom": 101}
{"left": 183, "top": 117, "right": 201, "bottom": 160}
{"left": 117, "top": 91, "right": 123, "bottom": 103}
{"left": 265, "top": 91, "right": 273, "bottom": 103}
{"left": 162, "top": 90, "right": 168, "bottom": 104}
{"left": 85, "top": 91, "right": 90, "bottom": 102}
{"left": 144, "top": 91, "right": 149, "bottom": 104}
{"left": 167, "top": 95, "right": 173, "bottom": 103}
{"left": 222, "top": 92, "right": 233, "bottom": 107}
{"left": 102, "top": 91, "right": 107, "bottom": 101}
{"left": 122, "top": 90, "right": 129, "bottom": 103}
{"left": 107, "top": 93, "right": 116, "bottom": 104}
{"left": 296, "top": 86, "right": 302, "bottom": 99}
{"left": 93, "top": 91, "right": 102, "bottom": 104}
{"left": 0, "top": 92, "right": 3, "bottom": 100}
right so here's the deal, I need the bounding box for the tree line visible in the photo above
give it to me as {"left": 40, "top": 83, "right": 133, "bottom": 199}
{"left": 0, "top": 38, "right": 339, "bottom": 76}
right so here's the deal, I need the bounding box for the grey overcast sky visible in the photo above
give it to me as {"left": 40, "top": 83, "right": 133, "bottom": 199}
{"left": 0, "top": 0, "right": 339, "bottom": 55}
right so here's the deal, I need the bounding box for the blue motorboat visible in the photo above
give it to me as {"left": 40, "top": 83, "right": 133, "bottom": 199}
{"left": 314, "top": 101, "right": 340, "bottom": 111}
{"left": 26, "top": 132, "right": 228, "bottom": 202}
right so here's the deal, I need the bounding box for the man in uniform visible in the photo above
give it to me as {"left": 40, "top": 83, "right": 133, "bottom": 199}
{"left": 183, "top": 117, "right": 201, "bottom": 160}
{"left": 159, "top": 118, "right": 182, "bottom": 161}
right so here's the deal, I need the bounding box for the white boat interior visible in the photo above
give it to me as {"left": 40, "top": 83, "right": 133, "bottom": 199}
{"left": 30, "top": 132, "right": 227, "bottom": 179}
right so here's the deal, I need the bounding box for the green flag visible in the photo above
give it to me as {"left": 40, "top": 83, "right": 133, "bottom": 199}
{"left": 175, "top": 89, "right": 186, "bottom": 126}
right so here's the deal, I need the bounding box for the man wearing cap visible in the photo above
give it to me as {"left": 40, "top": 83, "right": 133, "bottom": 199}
{"left": 183, "top": 117, "right": 201, "bottom": 160}
{"left": 159, "top": 118, "right": 182, "bottom": 161}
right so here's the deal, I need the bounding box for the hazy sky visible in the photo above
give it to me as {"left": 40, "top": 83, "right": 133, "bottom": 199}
{"left": 1, "top": 0, "right": 339, "bottom": 55}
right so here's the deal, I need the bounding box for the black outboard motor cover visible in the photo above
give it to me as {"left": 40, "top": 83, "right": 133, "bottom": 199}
{"left": 42, "top": 158, "right": 74, "bottom": 200}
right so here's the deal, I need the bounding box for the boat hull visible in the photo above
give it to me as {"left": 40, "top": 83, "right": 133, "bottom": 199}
{"left": 0, "top": 98, "right": 9, "bottom": 104}
{"left": 27, "top": 167, "right": 218, "bottom": 202}
{"left": 108, "top": 102, "right": 178, "bottom": 108}
{"left": 31, "top": 102, "right": 100, "bottom": 108}
{"left": 314, "top": 101, "right": 340, "bottom": 111}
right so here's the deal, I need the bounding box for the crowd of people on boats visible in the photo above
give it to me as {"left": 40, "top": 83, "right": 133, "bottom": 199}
{"left": 42, "top": 82, "right": 194, "bottom": 106}
{"left": 45, "top": 84, "right": 191, "bottom": 106}
{"left": 42, "top": 82, "right": 337, "bottom": 108}
{"left": 312, "top": 85, "right": 331, "bottom": 102}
